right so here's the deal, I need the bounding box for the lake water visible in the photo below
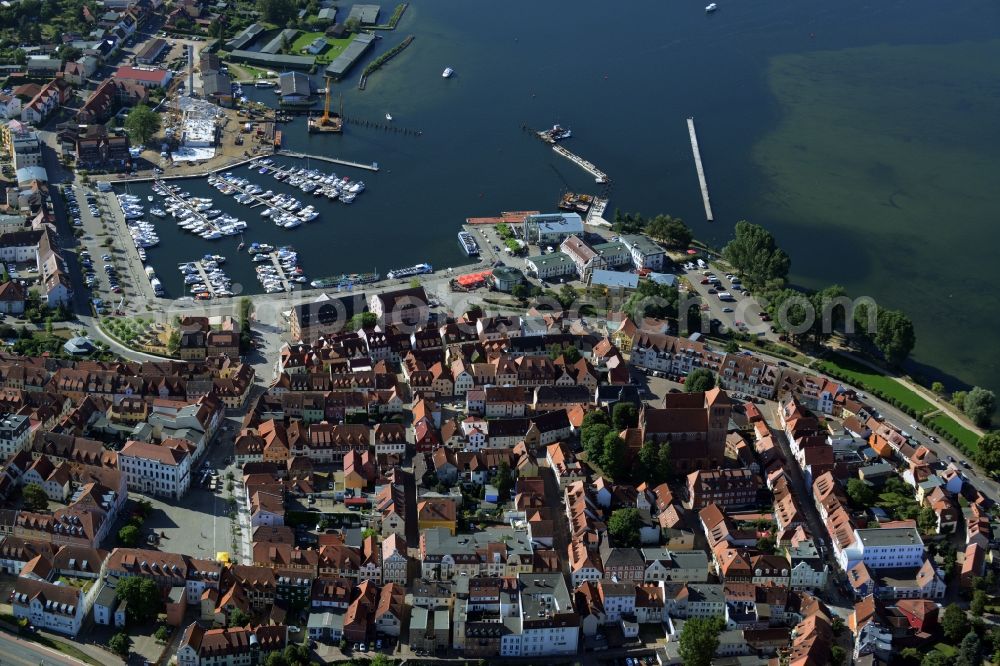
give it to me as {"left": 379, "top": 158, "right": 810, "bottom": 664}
{"left": 134, "top": 0, "right": 1000, "bottom": 394}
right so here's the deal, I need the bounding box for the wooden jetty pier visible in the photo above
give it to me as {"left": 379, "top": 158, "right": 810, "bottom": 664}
{"left": 552, "top": 145, "right": 609, "bottom": 184}
{"left": 687, "top": 117, "right": 714, "bottom": 222}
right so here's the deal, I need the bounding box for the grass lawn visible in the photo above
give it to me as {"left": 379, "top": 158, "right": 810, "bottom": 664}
{"left": 290, "top": 31, "right": 356, "bottom": 64}
{"left": 817, "top": 354, "right": 934, "bottom": 414}
{"left": 927, "top": 413, "right": 981, "bottom": 452}
{"left": 934, "top": 643, "right": 957, "bottom": 658}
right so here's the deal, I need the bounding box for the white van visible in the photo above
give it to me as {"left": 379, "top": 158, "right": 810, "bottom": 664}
{"left": 697, "top": 259, "right": 707, "bottom": 269}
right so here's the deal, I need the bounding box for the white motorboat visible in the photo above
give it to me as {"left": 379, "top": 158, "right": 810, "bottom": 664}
{"left": 385, "top": 113, "right": 393, "bottom": 121}
{"left": 706, "top": 3, "right": 717, "bottom": 11}
{"left": 442, "top": 67, "right": 454, "bottom": 78}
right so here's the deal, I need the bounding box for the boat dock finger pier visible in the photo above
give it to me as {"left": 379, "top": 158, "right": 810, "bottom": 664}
{"left": 552, "top": 145, "right": 609, "bottom": 184}
{"left": 157, "top": 182, "right": 224, "bottom": 235}
{"left": 687, "top": 117, "right": 714, "bottom": 221}
{"left": 193, "top": 260, "right": 218, "bottom": 297}
{"left": 268, "top": 252, "right": 293, "bottom": 292}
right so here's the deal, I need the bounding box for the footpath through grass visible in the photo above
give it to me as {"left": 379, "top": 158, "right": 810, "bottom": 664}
{"left": 817, "top": 354, "right": 934, "bottom": 414}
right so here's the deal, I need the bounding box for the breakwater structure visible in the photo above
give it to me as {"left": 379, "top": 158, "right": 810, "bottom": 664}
{"left": 552, "top": 145, "right": 609, "bottom": 184}
{"left": 359, "top": 35, "right": 415, "bottom": 90}
{"left": 371, "top": 2, "right": 409, "bottom": 30}
{"left": 277, "top": 151, "right": 380, "bottom": 172}
{"left": 686, "top": 117, "right": 714, "bottom": 222}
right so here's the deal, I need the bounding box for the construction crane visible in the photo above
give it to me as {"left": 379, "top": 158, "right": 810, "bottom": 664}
{"left": 308, "top": 77, "right": 343, "bottom": 133}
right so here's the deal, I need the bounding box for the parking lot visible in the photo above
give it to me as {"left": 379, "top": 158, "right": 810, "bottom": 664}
{"left": 63, "top": 184, "right": 156, "bottom": 315}
{"left": 680, "top": 260, "right": 773, "bottom": 338}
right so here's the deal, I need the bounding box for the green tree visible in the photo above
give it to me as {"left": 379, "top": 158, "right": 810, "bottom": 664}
{"left": 637, "top": 440, "right": 666, "bottom": 484}
{"left": 845, "top": 478, "right": 876, "bottom": 509}
{"left": 612, "top": 402, "right": 638, "bottom": 430}
{"left": 491, "top": 461, "right": 514, "bottom": 501}
{"left": 59, "top": 45, "right": 83, "bottom": 63}
{"left": 556, "top": 283, "right": 577, "bottom": 310}
{"left": 722, "top": 220, "right": 791, "bottom": 290}
{"left": 725, "top": 339, "right": 739, "bottom": 353}
{"left": 830, "top": 645, "right": 846, "bottom": 666}
{"left": 623, "top": 278, "right": 679, "bottom": 322}
{"left": 118, "top": 524, "right": 140, "bottom": 547}
{"left": 607, "top": 508, "right": 642, "bottom": 548}
{"left": 756, "top": 534, "right": 776, "bottom": 554}
{"left": 611, "top": 210, "right": 645, "bottom": 234}
{"left": 964, "top": 387, "right": 996, "bottom": 427}
{"left": 600, "top": 431, "right": 626, "bottom": 480}
{"left": 581, "top": 409, "right": 610, "bottom": 429}
{"left": 656, "top": 441, "right": 672, "bottom": 481}
{"left": 257, "top": 0, "right": 297, "bottom": 24}
{"left": 971, "top": 589, "right": 988, "bottom": 616}
{"left": 644, "top": 214, "right": 692, "bottom": 248}
{"left": 230, "top": 608, "right": 252, "bottom": 626}
{"left": 349, "top": 311, "right": 377, "bottom": 331}
{"left": 871, "top": 308, "right": 916, "bottom": 366}
{"left": 941, "top": 603, "right": 970, "bottom": 642}
{"left": 21, "top": 483, "right": 48, "bottom": 511}
{"left": 116, "top": 575, "right": 162, "bottom": 623}
{"left": 974, "top": 432, "right": 1000, "bottom": 475}
{"left": 899, "top": 647, "right": 922, "bottom": 665}
{"left": 931, "top": 381, "right": 946, "bottom": 395}
{"left": 921, "top": 651, "right": 951, "bottom": 666}
{"left": 684, "top": 368, "right": 715, "bottom": 393}
{"left": 167, "top": 329, "right": 181, "bottom": 355}
{"left": 345, "top": 16, "right": 361, "bottom": 32}
{"left": 124, "top": 104, "right": 161, "bottom": 145}
{"left": 511, "top": 283, "right": 527, "bottom": 300}
{"left": 678, "top": 616, "right": 724, "bottom": 666}
{"left": 581, "top": 422, "right": 610, "bottom": 462}
{"left": 952, "top": 390, "right": 968, "bottom": 411}
{"left": 917, "top": 506, "right": 938, "bottom": 534}
{"left": 154, "top": 625, "right": 171, "bottom": 642}
{"left": 956, "top": 630, "right": 982, "bottom": 666}
{"left": 108, "top": 632, "right": 132, "bottom": 658}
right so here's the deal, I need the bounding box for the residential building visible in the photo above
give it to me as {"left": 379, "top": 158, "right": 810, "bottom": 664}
{"left": 118, "top": 439, "right": 193, "bottom": 499}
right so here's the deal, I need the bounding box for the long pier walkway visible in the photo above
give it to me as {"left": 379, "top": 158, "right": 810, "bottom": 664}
{"left": 552, "top": 145, "right": 609, "bottom": 184}
{"left": 278, "top": 151, "right": 380, "bottom": 172}
{"left": 687, "top": 117, "right": 714, "bottom": 222}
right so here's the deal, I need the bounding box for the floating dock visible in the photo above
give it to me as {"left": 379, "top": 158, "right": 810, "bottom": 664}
{"left": 687, "top": 117, "right": 714, "bottom": 222}
{"left": 552, "top": 145, "right": 609, "bottom": 184}
{"left": 279, "top": 151, "right": 380, "bottom": 172}
{"left": 585, "top": 197, "right": 609, "bottom": 224}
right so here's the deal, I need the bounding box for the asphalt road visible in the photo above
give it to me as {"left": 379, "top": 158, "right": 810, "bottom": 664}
{"left": 0, "top": 630, "right": 87, "bottom": 666}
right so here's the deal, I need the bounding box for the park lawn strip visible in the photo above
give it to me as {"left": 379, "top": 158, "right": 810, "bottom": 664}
{"left": 926, "top": 413, "right": 980, "bottom": 452}
{"left": 290, "top": 31, "right": 355, "bottom": 62}
{"left": 816, "top": 354, "right": 934, "bottom": 414}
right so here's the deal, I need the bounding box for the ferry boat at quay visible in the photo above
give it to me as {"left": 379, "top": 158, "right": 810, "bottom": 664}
{"left": 387, "top": 263, "right": 433, "bottom": 280}
{"left": 310, "top": 272, "right": 381, "bottom": 289}
{"left": 458, "top": 231, "right": 480, "bottom": 256}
